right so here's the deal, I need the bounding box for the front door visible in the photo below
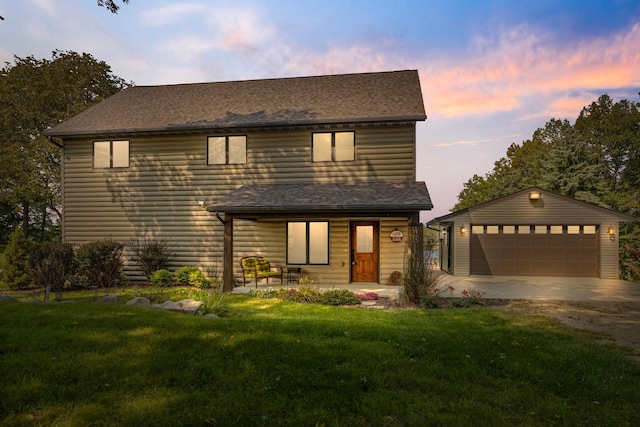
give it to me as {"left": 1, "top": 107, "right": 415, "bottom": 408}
{"left": 350, "top": 221, "right": 379, "bottom": 282}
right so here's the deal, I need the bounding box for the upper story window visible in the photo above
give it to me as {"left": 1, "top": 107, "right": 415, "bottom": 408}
{"left": 93, "top": 140, "right": 130, "bottom": 168}
{"left": 312, "top": 131, "right": 355, "bottom": 162}
{"left": 207, "top": 135, "right": 247, "bottom": 165}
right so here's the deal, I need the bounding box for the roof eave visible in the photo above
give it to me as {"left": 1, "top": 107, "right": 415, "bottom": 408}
{"left": 208, "top": 204, "right": 433, "bottom": 215}
{"left": 44, "top": 115, "right": 427, "bottom": 138}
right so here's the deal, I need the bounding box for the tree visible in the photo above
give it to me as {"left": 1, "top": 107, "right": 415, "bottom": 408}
{"left": 0, "top": 50, "right": 128, "bottom": 242}
{"left": 97, "top": 0, "right": 129, "bottom": 14}
{"left": 0, "top": 228, "right": 32, "bottom": 289}
{"left": 453, "top": 94, "right": 640, "bottom": 280}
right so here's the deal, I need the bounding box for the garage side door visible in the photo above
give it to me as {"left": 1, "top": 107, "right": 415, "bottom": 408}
{"left": 470, "top": 225, "right": 598, "bottom": 277}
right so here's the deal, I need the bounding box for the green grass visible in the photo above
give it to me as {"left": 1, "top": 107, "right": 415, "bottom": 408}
{"left": 1, "top": 292, "right": 639, "bottom": 426}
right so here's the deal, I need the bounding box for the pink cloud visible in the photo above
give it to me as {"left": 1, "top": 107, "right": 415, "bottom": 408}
{"left": 419, "top": 22, "right": 640, "bottom": 118}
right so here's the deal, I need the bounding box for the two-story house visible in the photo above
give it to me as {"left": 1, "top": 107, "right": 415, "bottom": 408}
{"left": 45, "top": 70, "right": 433, "bottom": 291}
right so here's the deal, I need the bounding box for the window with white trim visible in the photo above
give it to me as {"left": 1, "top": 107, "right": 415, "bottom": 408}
{"left": 312, "top": 131, "right": 355, "bottom": 162}
{"left": 93, "top": 140, "right": 130, "bottom": 168}
{"left": 287, "top": 221, "right": 329, "bottom": 265}
{"left": 207, "top": 135, "right": 247, "bottom": 165}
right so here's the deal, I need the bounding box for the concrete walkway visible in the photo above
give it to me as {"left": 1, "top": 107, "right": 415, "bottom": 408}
{"left": 233, "top": 275, "right": 640, "bottom": 302}
{"left": 437, "top": 275, "right": 640, "bottom": 302}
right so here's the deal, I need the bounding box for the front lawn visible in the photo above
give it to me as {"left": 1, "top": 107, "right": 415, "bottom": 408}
{"left": 1, "top": 293, "right": 639, "bottom": 426}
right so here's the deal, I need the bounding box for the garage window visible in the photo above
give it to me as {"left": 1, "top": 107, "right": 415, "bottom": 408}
{"left": 472, "top": 225, "right": 484, "bottom": 234}
{"left": 503, "top": 225, "right": 515, "bottom": 234}
{"left": 518, "top": 225, "right": 530, "bottom": 234}
{"left": 487, "top": 225, "right": 499, "bottom": 234}
{"left": 550, "top": 225, "right": 563, "bottom": 234}
{"left": 583, "top": 225, "right": 596, "bottom": 234}
{"left": 535, "top": 225, "right": 547, "bottom": 234}
{"left": 567, "top": 225, "right": 580, "bottom": 234}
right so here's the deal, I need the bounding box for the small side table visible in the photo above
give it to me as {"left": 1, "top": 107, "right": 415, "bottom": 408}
{"left": 286, "top": 267, "right": 301, "bottom": 285}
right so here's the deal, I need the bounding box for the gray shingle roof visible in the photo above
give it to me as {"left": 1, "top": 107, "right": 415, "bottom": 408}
{"left": 206, "top": 182, "right": 433, "bottom": 214}
{"left": 46, "top": 70, "right": 426, "bottom": 137}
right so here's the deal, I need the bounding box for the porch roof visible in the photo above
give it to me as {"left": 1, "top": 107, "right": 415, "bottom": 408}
{"left": 206, "top": 182, "right": 433, "bottom": 216}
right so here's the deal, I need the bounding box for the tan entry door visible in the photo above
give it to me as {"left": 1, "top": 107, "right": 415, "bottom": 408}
{"left": 350, "top": 222, "right": 379, "bottom": 282}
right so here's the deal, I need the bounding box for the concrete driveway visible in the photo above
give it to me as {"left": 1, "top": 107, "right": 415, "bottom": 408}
{"left": 233, "top": 274, "right": 640, "bottom": 302}
{"left": 437, "top": 274, "right": 640, "bottom": 302}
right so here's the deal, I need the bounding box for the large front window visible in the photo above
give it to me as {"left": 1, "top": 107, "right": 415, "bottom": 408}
{"left": 207, "top": 135, "right": 247, "bottom": 165}
{"left": 93, "top": 140, "right": 130, "bottom": 168}
{"left": 312, "top": 131, "right": 355, "bottom": 162}
{"left": 287, "top": 221, "right": 329, "bottom": 265}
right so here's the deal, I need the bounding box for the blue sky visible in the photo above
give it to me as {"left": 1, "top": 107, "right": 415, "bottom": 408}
{"left": 2, "top": 0, "right": 639, "bottom": 221}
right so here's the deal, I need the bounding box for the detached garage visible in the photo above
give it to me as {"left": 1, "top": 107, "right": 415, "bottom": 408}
{"left": 428, "top": 187, "right": 636, "bottom": 279}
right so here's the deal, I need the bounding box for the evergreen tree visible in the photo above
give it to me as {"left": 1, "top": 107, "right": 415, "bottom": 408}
{"left": 1, "top": 228, "right": 32, "bottom": 289}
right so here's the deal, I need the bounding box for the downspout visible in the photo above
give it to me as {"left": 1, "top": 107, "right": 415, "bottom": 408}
{"left": 215, "top": 211, "right": 226, "bottom": 225}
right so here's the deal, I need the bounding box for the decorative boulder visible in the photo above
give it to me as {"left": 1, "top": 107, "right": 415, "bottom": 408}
{"left": 97, "top": 295, "right": 120, "bottom": 304}
{"left": 152, "top": 299, "right": 202, "bottom": 315}
{"left": 125, "top": 297, "right": 151, "bottom": 307}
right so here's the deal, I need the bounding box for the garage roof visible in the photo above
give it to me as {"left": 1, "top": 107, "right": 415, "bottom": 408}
{"left": 428, "top": 187, "right": 637, "bottom": 225}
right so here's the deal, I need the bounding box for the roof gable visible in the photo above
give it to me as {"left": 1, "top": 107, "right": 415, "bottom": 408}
{"left": 429, "top": 187, "right": 637, "bottom": 224}
{"left": 46, "top": 70, "right": 426, "bottom": 137}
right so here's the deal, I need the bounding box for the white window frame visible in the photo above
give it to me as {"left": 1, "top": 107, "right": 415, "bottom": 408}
{"left": 207, "top": 135, "right": 247, "bottom": 165}
{"left": 93, "top": 140, "right": 130, "bottom": 169}
{"left": 286, "top": 221, "right": 329, "bottom": 265}
{"left": 312, "top": 131, "right": 355, "bottom": 162}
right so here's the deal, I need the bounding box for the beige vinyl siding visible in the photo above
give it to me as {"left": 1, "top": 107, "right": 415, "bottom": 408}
{"left": 453, "top": 220, "right": 471, "bottom": 276}
{"left": 379, "top": 219, "right": 410, "bottom": 284}
{"left": 61, "top": 125, "right": 416, "bottom": 280}
{"left": 600, "top": 223, "right": 619, "bottom": 279}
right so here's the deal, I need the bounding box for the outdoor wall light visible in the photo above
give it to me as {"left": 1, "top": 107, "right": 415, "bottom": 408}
{"left": 608, "top": 226, "right": 615, "bottom": 235}
{"left": 198, "top": 200, "right": 205, "bottom": 209}
{"left": 460, "top": 225, "right": 467, "bottom": 234}
{"left": 529, "top": 191, "right": 541, "bottom": 201}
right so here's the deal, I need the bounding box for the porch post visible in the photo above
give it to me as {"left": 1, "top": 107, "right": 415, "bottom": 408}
{"left": 223, "top": 214, "right": 234, "bottom": 292}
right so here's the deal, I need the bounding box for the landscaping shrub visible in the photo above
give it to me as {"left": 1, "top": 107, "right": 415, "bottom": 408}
{"left": 276, "top": 285, "right": 321, "bottom": 303}
{"left": 402, "top": 246, "right": 439, "bottom": 305}
{"left": 175, "top": 266, "right": 200, "bottom": 285}
{"left": 248, "top": 288, "right": 279, "bottom": 298}
{"left": 1, "top": 229, "right": 32, "bottom": 290}
{"left": 129, "top": 237, "right": 175, "bottom": 279}
{"left": 188, "top": 270, "right": 211, "bottom": 289}
{"left": 198, "top": 291, "right": 230, "bottom": 317}
{"left": 149, "top": 269, "right": 174, "bottom": 287}
{"left": 28, "top": 241, "right": 76, "bottom": 301}
{"left": 175, "top": 266, "right": 211, "bottom": 288}
{"left": 76, "top": 239, "right": 126, "bottom": 288}
{"left": 319, "top": 289, "right": 361, "bottom": 306}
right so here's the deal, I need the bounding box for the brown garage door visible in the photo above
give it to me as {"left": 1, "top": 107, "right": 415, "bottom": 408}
{"left": 470, "top": 225, "right": 598, "bottom": 277}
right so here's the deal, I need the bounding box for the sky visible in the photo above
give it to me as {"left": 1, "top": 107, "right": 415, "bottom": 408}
{"left": 1, "top": 0, "right": 640, "bottom": 222}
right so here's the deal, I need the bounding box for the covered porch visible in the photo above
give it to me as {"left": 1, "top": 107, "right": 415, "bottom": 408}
{"left": 206, "top": 182, "right": 433, "bottom": 292}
